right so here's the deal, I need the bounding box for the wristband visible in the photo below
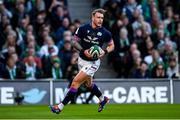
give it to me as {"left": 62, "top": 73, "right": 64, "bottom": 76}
{"left": 104, "top": 49, "right": 108, "bottom": 55}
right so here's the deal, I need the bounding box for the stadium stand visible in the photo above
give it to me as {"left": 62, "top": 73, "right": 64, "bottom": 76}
{"left": 0, "top": 0, "right": 179, "bottom": 80}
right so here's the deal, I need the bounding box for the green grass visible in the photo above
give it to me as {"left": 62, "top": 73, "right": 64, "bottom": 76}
{"left": 0, "top": 104, "right": 180, "bottom": 119}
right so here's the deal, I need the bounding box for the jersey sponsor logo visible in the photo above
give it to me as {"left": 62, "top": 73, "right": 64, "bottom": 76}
{"left": 84, "top": 35, "right": 99, "bottom": 44}
{"left": 84, "top": 38, "right": 99, "bottom": 44}
{"left": 87, "top": 36, "right": 98, "bottom": 41}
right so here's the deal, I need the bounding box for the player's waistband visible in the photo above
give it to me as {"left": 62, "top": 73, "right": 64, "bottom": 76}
{"left": 79, "top": 55, "right": 99, "bottom": 61}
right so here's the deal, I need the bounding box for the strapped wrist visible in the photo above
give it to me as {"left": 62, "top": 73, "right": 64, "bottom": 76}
{"left": 104, "top": 49, "right": 108, "bottom": 55}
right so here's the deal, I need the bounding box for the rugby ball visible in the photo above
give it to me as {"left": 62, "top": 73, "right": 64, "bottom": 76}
{"left": 88, "top": 45, "right": 102, "bottom": 59}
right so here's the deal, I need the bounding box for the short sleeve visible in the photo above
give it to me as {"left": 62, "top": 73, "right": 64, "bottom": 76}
{"left": 74, "top": 26, "right": 84, "bottom": 38}
{"left": 105, "top": 31, "right": 112, "bottom": 43}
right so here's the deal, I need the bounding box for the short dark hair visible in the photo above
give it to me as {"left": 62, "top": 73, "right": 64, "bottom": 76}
{"left": 140, "top": 61, "right": 148, "bottom": 66}
{"left": 91, "top": 8, "right": 106, "bottom": 16}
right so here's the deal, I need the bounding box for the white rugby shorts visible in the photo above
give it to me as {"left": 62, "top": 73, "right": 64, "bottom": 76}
{"left": 78, "top": 57, "right": 100, "bottom": 77}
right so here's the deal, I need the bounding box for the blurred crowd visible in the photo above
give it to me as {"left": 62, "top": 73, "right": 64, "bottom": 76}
{"left": 0, "top": 0, "right": 179, "bottom": 80}
{"left": 0, "top": 0, "right": 79, "bottom": 81}
{"left": 102, "top": 0, "right": 179, "bottom": 79}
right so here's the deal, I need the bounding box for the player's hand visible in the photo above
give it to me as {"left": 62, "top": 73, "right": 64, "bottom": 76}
{"left": 84, "top": 49, "right": 92, "bottom": 58}
{"left": 98, "top": 50, "right": 105, "bottom": 58}
{"left": 99, "top": 49, "right": 108, "bottom": 58}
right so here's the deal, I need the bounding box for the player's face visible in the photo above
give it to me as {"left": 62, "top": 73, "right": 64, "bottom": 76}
{"left": 92, "top": 12, "right": 104, "bottom": 28}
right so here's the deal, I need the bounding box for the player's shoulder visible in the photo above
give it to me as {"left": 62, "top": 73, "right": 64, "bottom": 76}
{"left": 75, "top": 23, "right": 90, "bottom": 34}
{"left": 101, "top": 27, "right": 112, "bottom": 36}
{"left": 79, "top": 23, "right": 90, "bottom": 29}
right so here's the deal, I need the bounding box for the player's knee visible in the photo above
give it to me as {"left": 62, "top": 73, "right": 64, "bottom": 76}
{"left": 70, "top": 81, "right": 80, "bottom": 89}
{"left": 85, "top": 83, "right": 94, "bottom": 90}
{"left": 84, "top": 77, "right": 92, "bottom": 88}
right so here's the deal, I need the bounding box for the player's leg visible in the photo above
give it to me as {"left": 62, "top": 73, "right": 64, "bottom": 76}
{"left": 85, "top": 78, "right": 109, "bottom": 112}
{"left": 61, "top": 70, "right": 88, "bottom": 105}
{"left": 50, "top": 70, "right": 89, "bottom": 114}
{"left": 84, "top": 77, "right": 104, "bottom": 102}
{"left": 82, "top": 59, "right": 105, "bottom": 103}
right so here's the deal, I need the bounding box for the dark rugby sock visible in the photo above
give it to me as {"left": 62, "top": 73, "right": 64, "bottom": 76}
{"left": 90, "top": 84, "right": 102, "bottom": 98}
{"left": 62, "top": 87, "right": 77, "bottom": 105}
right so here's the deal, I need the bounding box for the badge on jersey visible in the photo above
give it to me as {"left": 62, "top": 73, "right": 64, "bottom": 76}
{"left": 97, "top": 32, "right": 102, "bottom": 36}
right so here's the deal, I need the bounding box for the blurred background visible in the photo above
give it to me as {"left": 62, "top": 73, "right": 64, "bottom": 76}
{"left": 0, "top": 0, "right": 179, "bottom": 79}
{"left": 0, "top": 0, "right": 179, "bottom": 105}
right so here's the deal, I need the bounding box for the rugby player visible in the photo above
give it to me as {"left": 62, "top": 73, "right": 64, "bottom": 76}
{"left": 50, "top": 8, "right": 114, "bottom": 114}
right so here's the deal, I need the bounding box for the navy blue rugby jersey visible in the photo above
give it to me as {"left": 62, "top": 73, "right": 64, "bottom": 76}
{"left": 74, "top": 23, "right": 112, "bottom": 61}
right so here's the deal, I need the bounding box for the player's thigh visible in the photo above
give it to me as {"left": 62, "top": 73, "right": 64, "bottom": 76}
{"left": 70, "top": 71, "right": 90, "bottom": 89}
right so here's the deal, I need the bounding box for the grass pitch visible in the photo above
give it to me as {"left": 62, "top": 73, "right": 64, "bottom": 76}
{"left": 0, "top": 104, "right": 180, "bottom": 119}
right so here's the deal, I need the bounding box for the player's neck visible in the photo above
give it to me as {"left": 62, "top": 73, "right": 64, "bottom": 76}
{"left": 91, "top": 22, "right": 100, "bottom": 29}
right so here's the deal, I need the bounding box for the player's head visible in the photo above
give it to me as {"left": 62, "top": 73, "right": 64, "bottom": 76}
{"left": 91, "top": 8, "right": 106, "bottom": 28}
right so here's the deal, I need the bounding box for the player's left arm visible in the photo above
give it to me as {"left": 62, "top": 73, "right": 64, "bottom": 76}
{"left": 105, "top": 39, "right": 115, "bottom": 53}
{"left": 99, "top": 39, "right": 114, "bottom": 58}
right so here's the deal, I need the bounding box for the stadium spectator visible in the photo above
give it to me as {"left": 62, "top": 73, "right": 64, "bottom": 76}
{"left": 113, "top": 27, "right": 130, "bottom": 77}
{"left": 166, "top": 53, "right": 179, "bottom": 78}
{"left": 0, "top": 46, "right": 16, "bottom": 64}
{"left": 11, "top": 2, "right": 29, "bottom": 29}
{"left": 41, "top": 50, "right": 59, "bottom": 78}
{"left": 15, "top": 18, "right": 30, "bottom": 48}
{"left": 158, "top": 37, "right": 177, "bottom": 68}
{"left": 66, "top": 51, "right": 79, "bottom": 81}
{"left": 151, "top": 63, "right": 167, "bottom": 78}
{"left": 120, "top": 15, "right": 133, "bottom": 40}
{"left": 148, "top": 53, "right": 164, "bottom": 74}
{"left": 58, "top": 40, "right": 73, "bottom": 77}
{"left": 51, "top": 57, "right": 63, "bottom": 80}
{"left": 122, "top": 43, "right": 139, "bottom": 78}
{"left": 122, "top": 0, "right": 142, "bottom": 23}
{"left": 68, "top": 23, "right": 77, "bottom": 34}
{"left": 39, "top": 36, "right": 58, "bottom": 57}
{"left": 129, "top": 57, "right": 142, "bottom": 78}
{"left": 25, "top": 33, "right": 40, "bottom": 54}
{"left": 144, "top": 49, "right": 163, "bottom": 68}
{"left": 141, "top": 37, "right": 154, "bottom": 58}
{"left": 171, "top": 23, "right": 180, "bottom": 60}
{"left": 3, "top": 55, "right": 25, "bottom": 80}
{"left": 151, "top": 29, "right": 166, "bottom": 49}
{"left": 50, "top": 5, "right": 65, "bottom": 31}
{"left": 132, "top": 15, "right": 152, "bottom": 35}
{"left": 22, "top": 47, "right": 42, "bottom": 69}
{"left": 0, "top": 23, "right": 12, "bottom": 50}
{"left": 24, "top": 55, "right": 42, "bottom": 80}
{"left": 37, "top": 24, "right": 52, "bottom": 47}
{"left": 56, "top": 30, "right": 72, "bottom": 51}
{"left": 0, "top": 1, "right": 12, "bottom": 19}
{"left": 54, "top": 17, "right": 71, "bottom": 44}
{"left": 35, "top": 0, "right": 46, "bottom": 13}
{"left": 132, "top": 61, "right": 150, "bottom": 78}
